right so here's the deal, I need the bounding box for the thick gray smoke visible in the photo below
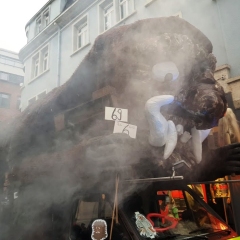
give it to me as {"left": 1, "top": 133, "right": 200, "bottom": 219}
{"left": 0, "top": 17, "right": 224, "bottom": 239}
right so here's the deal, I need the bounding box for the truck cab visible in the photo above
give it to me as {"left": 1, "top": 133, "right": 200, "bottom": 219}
{"left": 68, "top": 179, "right": 237, "bottom": 240}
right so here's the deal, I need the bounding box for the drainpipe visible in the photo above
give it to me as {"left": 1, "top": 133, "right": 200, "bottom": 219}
{"left": 54, "top": 22, "right": 61, "bottom": 87}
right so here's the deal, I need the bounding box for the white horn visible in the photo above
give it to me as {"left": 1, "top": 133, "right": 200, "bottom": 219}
{"left": 145, "top": 95, "right": 174, "bottom": 147}
{"left": 191, "top": 127, "right": 211, "bottom": 163}
{"left": 164, "top": 120, "right": 177, "bottom": 159}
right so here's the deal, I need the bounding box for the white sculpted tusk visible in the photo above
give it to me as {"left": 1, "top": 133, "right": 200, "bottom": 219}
{"left": 191, "top": 127, "right": 210, "bottom": 164}
{"left": 145, "top": 95, "right": 174, "bottom": 147}
{"left": 164, "top": 120, "right": 178, "bottom": 159}
{"left": 200, "top": 129, "right": 211, "bottom": 142}
{"left": 191, "top": 127, "right": 202, "bottom": 164}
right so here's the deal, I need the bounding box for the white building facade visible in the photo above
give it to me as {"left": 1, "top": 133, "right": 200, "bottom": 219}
{"left": 19, "top": 0, "right": 240, "bottom": 114}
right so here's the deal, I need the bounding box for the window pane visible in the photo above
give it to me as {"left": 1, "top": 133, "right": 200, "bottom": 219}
{"left": 43, "top": 11, "right": 49, "bottom": 26}
{"left": 78, "top": 35, "right": 82, "bottom": 49}
{"left": 34, "top": 58, "right": 39, "bottom": 77}
{"left": 41, "top": 47, "right": 49, "bottom": 72}
{"left": 104, "top": 4, "right": 114, "bottom": 30}
{"left": 17, "top": 97, "right": 21, "bottom": 110}
{"left": 120, "top": 0, "right": 127, "bottom": 19}
{"left": 77, "top": 24, "right": 87, "bottom": 49}
{"left": 43, "top": 60, "right": 48, "bottom": 71}
{"left": 0, "top": 72, "right": 9, "bottom": 81}
{"left": 9, "top": 74, "right": 24, "bottom": 84}
{"left": 36, "top": 17, "right": 41, "bottom": 34}
{"left": 0, "top": 93, "right": 10, "bottom": 108}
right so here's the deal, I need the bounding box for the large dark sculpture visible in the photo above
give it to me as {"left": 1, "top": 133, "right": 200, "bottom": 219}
{"left": 4, "top": 16, "right": 240, "bottom": 183}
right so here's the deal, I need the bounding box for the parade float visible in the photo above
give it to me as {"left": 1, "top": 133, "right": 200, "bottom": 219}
{"left": 1, "top": 17, "right": 240, "bottom": 239}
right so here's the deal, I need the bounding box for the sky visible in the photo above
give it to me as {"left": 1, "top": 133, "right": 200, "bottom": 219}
{"left": 0, "top": 0, "right": 49, "bottom": 53}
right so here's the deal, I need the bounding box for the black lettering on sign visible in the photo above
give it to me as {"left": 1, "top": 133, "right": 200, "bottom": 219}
{"left": 111, "top": 108, "right": 122, "bottom": 120}
{"left": 122, "top": 124, "right": 129, "bottom": 135}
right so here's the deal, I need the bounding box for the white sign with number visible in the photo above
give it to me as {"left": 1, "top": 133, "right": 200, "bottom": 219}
{"left": 105, "top": 107, "right": 128, "bottom": 122}
{"left": 113, "top": 121, "right": 137, "bottom": 139}
{"left": 14, "top": 192, "right": 18, "bottom": 199}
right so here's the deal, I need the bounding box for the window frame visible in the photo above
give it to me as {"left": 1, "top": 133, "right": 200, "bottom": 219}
{"left": 0, "top": 92, "right": 11, "bottom": 109}
{"left": 35, "top": 6, "right": 50, "bottom": 35}
{"left": 104, "top": 2, "right": 114, "bottom": 31}
{"left": 30, "top": 44, "right": 49, "bottom": 81}
{"left": 119, "top": 0, "right": 128, "bottom": 20}
{"left": 43, "top": 9, "right": 50, "bottom": 27}
{"left": 41, "top": 46, "right": 49, "bottom": 72}
{"left": 0, "top": 72, "right": 9, "bottom": 81}
{"left": 28, "top": 90, "right": 47, "bottom": 106}
{"left": 72, "top": 14, "right": 89, "bottom": 54}
{"left": 35, "top": 16, "right": 42, "bottom": 35}
{"left": 77, "top": 23, "right": 88, "bottom": 49}
{"left": 98, "top": 0, "right": 135, "bottom": 34}
{"left": 0, "top": 56, "right": 23, "bottom": 68}
{"left": 17, "top": 96, "right": 21, "bottom": 110}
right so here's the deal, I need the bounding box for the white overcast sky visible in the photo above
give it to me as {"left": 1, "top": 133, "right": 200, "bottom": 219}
{"left": 0, "top": 0, "right": 49, "bottom": 53}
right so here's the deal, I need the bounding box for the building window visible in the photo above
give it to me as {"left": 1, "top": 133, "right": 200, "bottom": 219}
{"left": 0, "top": 71, "right": 23, "bottom": 84}
{"left": 36, "top": 16, "right": 42, "bottom": 35}
{"left": 28, "top": 91, "right": 47, "bottom": 106}
{"left": 43, "top": 9, "right": 50, "bottom": 27}
{"left": 31, "top": 45, "right": 49, "bottom": 80}
{"left": 117, "top": 0, "right": 134, "bottom": 21}
{"left": 0, "top": 72, "right": 9, "bottom": 81}
{"left": 119, "top": 0, "right": 128, "bottom": 20}
{"left": 0, "top": 56, "right": 23, "bottom": 68}
{"left": 77, "top": 23, "right": 88, "bottom": 49}
{"left": 17, "top": 96, "right": 21, "bottom": 110}
{"left": 9, "top": 74, "right": 24, "bottom": 84}
{"left": 41, "top": 46, "right": 49, "bottom": 72}
{"left": 35, "top": 7, "right": 50, "bottom": 35}
{"left": 99, "top": 0, "right": 134, "bottom": 33}
{"left": 73, "top": 16, "right": 89, "bottom": 53}
{"left": 99, "top": 0, "right": 115, "bottom": 33}
{"left": 104, "top": 3, "right": 114, "bottom": 31}
{"left": 0, "top": 93, "right": 10, "bottom": 108}
{"left": 32, "top": 53, "right": 40, "bottom": 78}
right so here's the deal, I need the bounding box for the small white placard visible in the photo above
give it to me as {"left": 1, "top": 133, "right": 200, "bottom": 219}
{"left": 105, "top": 107, "right": 128, "bottom": 122}
{"left": 113, "top": 121, "right": 137, "bottom": 139}
{"left": 14, "top": 192, "right": 18, "bottom": 199}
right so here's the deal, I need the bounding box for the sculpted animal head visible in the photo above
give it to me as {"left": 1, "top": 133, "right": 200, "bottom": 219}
{"left": 82, "top": 17, "right": 227, "bottom": 164}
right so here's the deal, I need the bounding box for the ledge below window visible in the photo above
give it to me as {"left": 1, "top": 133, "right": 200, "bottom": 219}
{"left": 145, "top": 0, "right": 157, "bottom": 7}
{"left": 28, "top": 69, "right": 50, "bottom": 85}
{"left": 71, "top": 42, "right": 91, "bottom": 57}
{"left": 115, "top": 11, "right": 137, "bottom": 27}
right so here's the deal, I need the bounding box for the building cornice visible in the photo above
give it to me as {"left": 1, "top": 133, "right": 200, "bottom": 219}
{"left": 215, "top": 64, "right": 231, "bottom": 72}
{"left": 227, "top": 75, "right": 240, "bottom": 84}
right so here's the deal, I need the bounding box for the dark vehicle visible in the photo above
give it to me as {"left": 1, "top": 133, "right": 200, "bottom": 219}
{"left": 68, "top": 179, "right": 237, "bottom": 240}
